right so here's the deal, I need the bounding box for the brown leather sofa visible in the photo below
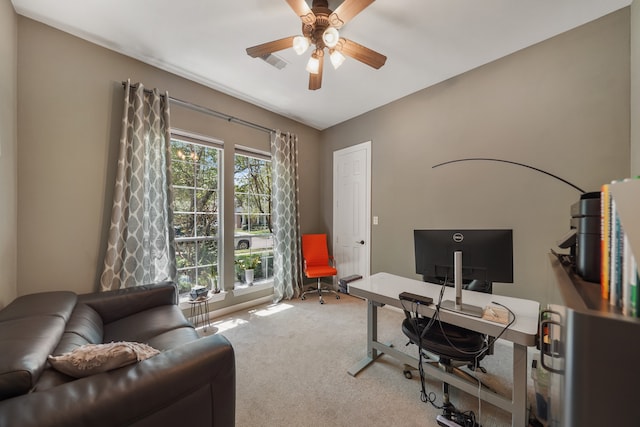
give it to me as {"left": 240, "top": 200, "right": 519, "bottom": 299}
{"left": 0, "top": 282, "right": 235, "bottom": 427}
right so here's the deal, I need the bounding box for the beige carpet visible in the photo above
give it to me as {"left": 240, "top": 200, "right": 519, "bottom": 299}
{"left": 201, "top": 293, "right": 538, "bottom": 427}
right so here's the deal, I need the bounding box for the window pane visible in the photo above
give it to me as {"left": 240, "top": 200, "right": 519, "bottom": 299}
{"left": 172, "top": 161, "right": 193, "bottom": 186}
{"left": 234, "top": 152, "right": 273, "bottom": 287}
{"left": 173, "top": 187, "right": 194, "bottom": 212}
{"left": 197, "top": 239, "right": 218, "bottom": 270}
{"left": 174, "top": 213, "right": 194, "bottom": 238}
{"left": 172, "top": 136, "right": 221, "bottom": 298}
{"left": 196, "top": 189, "right": 217, "bottom": 213}
{"left": 176, "top": 241, "right": 196, "bottom": 268}
{"left": 177, "top": 269, "right": 196, "bottom": 294}
{"left": 197, "top": 239, "right": 218, "bottom": 289}
{"left": 196, "top": 213, "right": 218, "bottom": 237}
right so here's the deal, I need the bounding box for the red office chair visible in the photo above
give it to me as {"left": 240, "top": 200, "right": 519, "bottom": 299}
{"left": 301, "top": 234, "right": 340, "bottom": 304}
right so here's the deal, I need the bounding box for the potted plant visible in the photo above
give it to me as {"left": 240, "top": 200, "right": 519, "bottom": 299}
{"left": 235, "top": 255, "right": 261, "bottom": 285}
{"left": 210, "top": 264, "right": 220, "bottom": 294}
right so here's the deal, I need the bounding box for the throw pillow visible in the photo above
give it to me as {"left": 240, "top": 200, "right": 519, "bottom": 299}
{"left": 48, "top": 341, "right": 160, "bottom": 378}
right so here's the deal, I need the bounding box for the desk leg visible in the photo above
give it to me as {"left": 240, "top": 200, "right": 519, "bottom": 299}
{"left": 348, "top": 299, "right": 382, "bottom": 376}
{"left": 367, "top": 299, "right": 379, "bottom": 360}
{"left": 512, "top": 343, "right": 527, "bottom": 427}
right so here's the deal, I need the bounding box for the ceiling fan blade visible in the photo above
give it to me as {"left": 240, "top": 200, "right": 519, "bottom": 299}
{"left": 308, "top": 54, "right": 324, "bottom": 90}
{"left": 329, "top": 0, "right": 375, "bottom": 28}
{"left": 338, "top": 38, "right": 386, "bottom": 69}
{"left": 246, "top": 36, "right": 295, "bottom": 58}
{"left": 285, "top": 0, "right": 316, "bottom": 25}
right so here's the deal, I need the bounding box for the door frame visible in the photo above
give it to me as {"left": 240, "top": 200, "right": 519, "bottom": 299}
{"left": 332, "top": 140, "right": 372, "bottom": 278}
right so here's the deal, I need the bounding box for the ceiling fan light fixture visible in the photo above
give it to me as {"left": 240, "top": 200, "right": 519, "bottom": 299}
{"left": 246, "top": 0, "right": 385, "bottom": 90}
{"left": 329, "top": 49, "right": 346, "bottom": 69}
{"left": 322, "top": 27, "right": 340, "bottom": 48}
{"left": 293, "top": 36, "right": 310, "bottom": 55}
{"left": 306, "top": 53, "right": 320, "bottom": 74}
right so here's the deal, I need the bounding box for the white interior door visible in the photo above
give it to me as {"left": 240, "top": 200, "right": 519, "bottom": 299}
{"left": 333, "top": 141, "right": 371, "bottom": 279}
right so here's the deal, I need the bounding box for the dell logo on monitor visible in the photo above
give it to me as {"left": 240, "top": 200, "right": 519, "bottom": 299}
{"left": 452, "top": 232, "right": 464, "bottom": 243}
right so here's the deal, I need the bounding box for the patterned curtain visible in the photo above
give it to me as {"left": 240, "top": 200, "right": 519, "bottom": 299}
{"left": 100, "top": 81, "right": 176, "bottom": 291}
{"left": 270, "top": 131, "right": 303, "bottom": 302}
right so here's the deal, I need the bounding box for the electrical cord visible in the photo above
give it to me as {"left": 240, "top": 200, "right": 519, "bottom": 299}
{"left": 433, "top": 294, "right": 515, "bottom": 426}
{"left": 409, "top": 275, "right": 448, "bottom": 407}
{"left": 406, "top": 278, "right": 517, "bottom": 427}
{"left": 435, "top": 285, "right": 517, "bottom": 359}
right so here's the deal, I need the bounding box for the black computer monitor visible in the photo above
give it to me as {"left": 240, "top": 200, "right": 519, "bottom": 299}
{"left": 414, "top": 229, "right": 514, "bottom": 289}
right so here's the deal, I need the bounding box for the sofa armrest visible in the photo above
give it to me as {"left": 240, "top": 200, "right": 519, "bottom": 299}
{"left": 0, "top": 334, "right": 235, "bottom": 427}
{"left": 78, "top": 282, "right": 178, "bottom": 324}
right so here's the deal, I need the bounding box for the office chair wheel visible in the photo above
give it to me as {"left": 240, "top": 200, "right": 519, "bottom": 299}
{"left": 403, "top": 370, "right": 413, "bottom": 379}
{"left": 320, "top": 299, "right": 325, "bottom": 304}
{"left": 301, "top": 295, "right": 306, "bottom": 300}
{"left": 336, "top": 294, "right": 340, "bottom": 299}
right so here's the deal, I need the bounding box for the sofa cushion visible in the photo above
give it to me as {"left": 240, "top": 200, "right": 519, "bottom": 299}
{"left": 48, "top": 342, "right": 160, "bottom": 378}
{"left": 30, "top": 367, "right": 74, "bottom": 392}
{"left": 64, "top": 304, "right": 103, "bottom": 345}
{"left": 0, "top": 316, "right": 66, "bottom": 400}
{"left": 79, "top": 283, "right": 177, "bottom": 324}
{"left": 52, "top": 304, "right": 104, "bottom": 356}
{"left": 145, "top": 326, "right": 200, "bottom": 351}
{"left": 0, "top": 291, "right": 77, "bottom": 323}
{"left": 103, "top": 305, "right": 192, "bottom": 344}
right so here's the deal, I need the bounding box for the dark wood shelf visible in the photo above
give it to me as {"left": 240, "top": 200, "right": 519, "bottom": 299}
{"left": 549, "top": 253, "right": 628, "bottom": 319}
{"left": 544, "top": 180, "right": 640, "bottom": 426}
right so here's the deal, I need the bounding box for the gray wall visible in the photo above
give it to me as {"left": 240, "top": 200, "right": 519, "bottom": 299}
{"left": 0, "top": 0, "right": 18, "bottom": 309}
{"left": 632, "top": 2, "right": 640, "bottom": 177}
{"left": 6, "top": 7, "right": 637, "bottom": 310}
{"left": 16, "top": 17, "right": 321, "bottom": 298}
{"left": 320, "top": 9, "right": 630, "bottom": 306}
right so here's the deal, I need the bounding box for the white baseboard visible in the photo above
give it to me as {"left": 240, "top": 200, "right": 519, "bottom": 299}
{"left": 206, "top": 294, "right": 274, "bottom": 320}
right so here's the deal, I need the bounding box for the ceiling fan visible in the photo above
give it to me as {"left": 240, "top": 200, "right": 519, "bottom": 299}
{"left": 246, "top": 0, "right": 387, "bottom": 90}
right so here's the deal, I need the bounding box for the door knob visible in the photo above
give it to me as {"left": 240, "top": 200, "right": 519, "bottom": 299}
{"left": 357, "top": 240, "right": 365, "bottom": 245}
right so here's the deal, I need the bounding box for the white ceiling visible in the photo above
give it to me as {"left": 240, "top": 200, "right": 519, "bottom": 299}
{"left": 12, "top": 0, "right": 631, "bottom": 130}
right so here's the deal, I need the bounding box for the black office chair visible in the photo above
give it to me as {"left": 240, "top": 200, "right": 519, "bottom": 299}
{"left": 401, "top": 315, "right": 487, "bottom": 372}
{"left": 400, "top": 282, "right": 494, "bottom": 421}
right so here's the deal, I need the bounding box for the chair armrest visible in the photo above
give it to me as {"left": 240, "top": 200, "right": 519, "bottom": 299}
{"left": 0, "top": 334, "right": 235, "bottom": 427}
{"left": 78, "top": 282, "right": 178, "bottom": 324}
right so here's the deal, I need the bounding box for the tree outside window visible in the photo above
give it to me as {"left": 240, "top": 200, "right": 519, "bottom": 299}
{"left": 234, "top": 152, "right": 274, "bottom": 287}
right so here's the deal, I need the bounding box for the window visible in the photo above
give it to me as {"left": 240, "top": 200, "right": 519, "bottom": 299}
{"left": 234, "top": 150, "right": 273, "bottom": 287}
{"left": 171, "top": 134, "right": 221, "bottom": 297}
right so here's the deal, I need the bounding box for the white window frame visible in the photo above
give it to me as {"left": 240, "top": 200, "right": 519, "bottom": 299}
{"left": 233, "top": 146, "right": 274, "bottom": 292}
{"left": 171, "top": 129, "right": 224, "bottom": 302}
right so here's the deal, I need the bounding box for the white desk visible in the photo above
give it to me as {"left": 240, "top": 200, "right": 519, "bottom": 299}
{"left": 347, "top": 272, "right": 540, "bottom": 427}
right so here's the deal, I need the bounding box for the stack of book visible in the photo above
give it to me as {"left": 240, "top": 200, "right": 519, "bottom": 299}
{"left": 601, "top": 178, "right": 640, "bottom": 316}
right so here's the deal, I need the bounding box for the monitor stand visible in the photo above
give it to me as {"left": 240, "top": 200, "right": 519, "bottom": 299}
{"left": 439, "top": 300, "right": 484, "bottom": 318}
{"left": 440, "top": 251, "right": 484, "bottom": 318}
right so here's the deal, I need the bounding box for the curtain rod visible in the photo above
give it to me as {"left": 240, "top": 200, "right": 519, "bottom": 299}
{"left": 122, "top": 81, "right": 276, "bottom": 134}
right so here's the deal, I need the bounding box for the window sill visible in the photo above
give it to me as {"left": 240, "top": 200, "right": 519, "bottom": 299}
{"left": 233, "top": 281, "right": 273, "bottom": 297}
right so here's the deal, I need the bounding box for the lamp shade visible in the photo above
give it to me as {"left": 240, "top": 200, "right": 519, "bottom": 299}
{"left": 322, "top": 27, "right": 340, "bottom": 48}
{"left": 293, "top": 36, "right": 310, "bottom": 55}
{"left": 330, "top": 50, "right": 346, "bottom": 69}
{"left": 306, "top": 54, "right": 320, "bottom": 74}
